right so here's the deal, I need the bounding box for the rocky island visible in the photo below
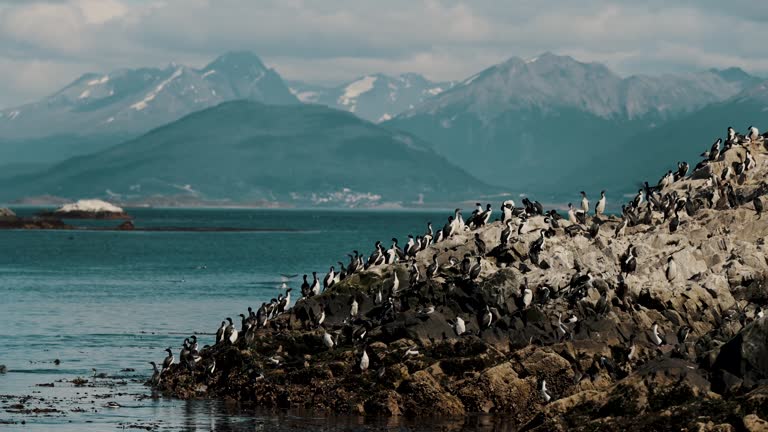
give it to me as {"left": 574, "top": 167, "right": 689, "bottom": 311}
{"left": 41, "top": 199, "right": 131, "bottom": 219}
{"left": 154, "top": 130, "right": 768, "bottom": 430}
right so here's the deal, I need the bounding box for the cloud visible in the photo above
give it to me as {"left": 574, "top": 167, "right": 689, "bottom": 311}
{"left": 1, "top": 0, "right": 768, "bottom": 106}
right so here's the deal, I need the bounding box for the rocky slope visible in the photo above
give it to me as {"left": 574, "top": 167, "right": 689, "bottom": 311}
{"left": 154, "top": 132, "right": 768, "bottom": 430}
{"left": 289, "top": 73, "right": 453, "bottom": 123}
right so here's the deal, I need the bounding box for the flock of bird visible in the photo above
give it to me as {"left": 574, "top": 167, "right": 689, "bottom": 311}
{"left": 151, "top": 125, "right": 768, "bottom": 403}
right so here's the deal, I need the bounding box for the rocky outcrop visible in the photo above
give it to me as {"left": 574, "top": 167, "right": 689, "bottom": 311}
{"left": 156, "top": 138, "right": 768, "bottom": 429}
{"left": 42, "top": 199, "right": 131, "bottom": 219}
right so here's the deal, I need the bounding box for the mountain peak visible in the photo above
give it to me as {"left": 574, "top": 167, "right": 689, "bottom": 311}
{"left": 205, "top": 51, "right": 267, "bottom": 71}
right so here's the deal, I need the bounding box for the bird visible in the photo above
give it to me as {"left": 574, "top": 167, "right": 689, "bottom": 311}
{"left": 149, "top": 361, "right": 161, "bottom": 386}
{"left": 391, "top": 272, "right": 400, "bottom": 296}
{"left": 350, "top": 298, "right": 359, "bottom": 317}
{"left": 323, "top": 266, "right": 335, "bottom": 291}
{"left": 482, "top": 305, "right": 493, "bottom": 329}
{"left": 468, "top": 257, "right": 482, "bottom": 281}
{"left": 426, "top": 254, "right": 439, "bottom": 279}
{"left": 632, "top": 189, "right": 644, "bottom": 209}
{"left": 539, "top": 379, "right": 551, "bottom": 403}
{"left": 162, "top": 348, "right": 174, "bottom": 371}
{"left": 322, "top": 331, "right": 335, "bottom": 349}
{"left": 666, "top": 256, "right": 678, "bottom": 282}
{"left": 709, "top": 138, "right": 721, "bottom": 161}
{"left": 215, "top": 321, "right": 226, "bottom": 344}
{"left": 669, "top": 210, "right": 680, "bottom": 233}
{"left": 310, "top": 272, "right": 321, "bottom": 297}
{"left": 651, "top": 322, "right": 667, "bottom": 346}
{"left": 522, "top": 284, "right": 533, "bottom": 309}
{"left": 359, "top": 349, "right": 369, "bottom": 371}
{"left": 620, "top": 245, "right": 637, "bottom": 275}
{"left": 300, "top": 274, "right": 310, "bottom": 297}
{"left": 677, "top": 326, "right": 691, "bottom": 344}
{"left": 474, "top": 233, "right": 487, "bottom": 255}
{"left": 580, "top": 191, "right": 589, "bottom": 213}
{"left": 226, "top": 318, "right": 238, "bottom": 344}
{"left": 595, "top": 190, "right": 606, "bottom": 216}
{"left": 754, "top": 197, "right": 763, "bottom": 219}
{"left": 453, "top": 316, "right": 466, "bottom": 336}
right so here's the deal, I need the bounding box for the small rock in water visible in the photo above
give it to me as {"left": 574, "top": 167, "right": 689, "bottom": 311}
{"left": 0, "top": 364, "right": 7, "bottom": 373}
{"left": 53, "top": 359, "right": 61, "bottom": 365}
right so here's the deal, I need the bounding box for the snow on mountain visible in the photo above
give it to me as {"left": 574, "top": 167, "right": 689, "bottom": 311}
{"left": 288, "top": 73, "right": 454, "bottom": 123}
{"left": 0, "top": 51, "right": 298, "bottom": 140}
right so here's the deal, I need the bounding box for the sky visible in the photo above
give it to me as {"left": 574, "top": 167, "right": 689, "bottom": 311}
{"left": 2, "top": 0, "right": 768, "bottom": 107}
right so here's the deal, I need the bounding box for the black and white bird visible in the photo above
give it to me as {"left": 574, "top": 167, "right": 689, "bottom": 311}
{"left": 215, "top": 321, "right": 226, "bottom": 344}
{"left": 149, "top": 361, "right": 161, "bottom": 386}
{"left": 310, "top": 272, "right": 321, "bottom": 297}
{"left": 708, "top": 138, "right": 721, "bottom": 161}
{"left": 632, "top": 189, "right": 644, "bottom": 209}
{"left": 323, "top": 266, "right": 335, "bottom": 291}
{"left": 620, "top": 245, "right": 637, "bottom": 275}
{"left": 468, "top": 257, "right": 482, "bottom": 281}
{"left": 666, "top": 256, "right": 678, "bottom": 282}
{"left": 426, "top": 254, "right": 439, "bottom": 279}
{"left": 474, "top": 233, "right": 487, "bottom": 255}
{"left": 580, "top": 191, "right": 589, "bottom": 213}
{"left": 162, "top": 347, "right": 174, "bottom": 371}
{"left": 595, "top": 190, "right": 606, "bottom": 216}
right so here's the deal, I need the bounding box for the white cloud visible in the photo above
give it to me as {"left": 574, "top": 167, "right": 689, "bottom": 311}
{"left": 1, "top": 0, "right": 768, "bottom": 106}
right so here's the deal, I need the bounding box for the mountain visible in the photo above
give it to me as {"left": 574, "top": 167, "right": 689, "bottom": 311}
{"left": 288, "top": 73, "right": 453, "bottom": 123}
{"left": 0, "top": 51, "right": 298, "bottom": 170}
{"left": 0, "top": 101, "right": 494, "bottom": 207}
{"left": 384, "top": 53, "right": 760, "bottom": 198}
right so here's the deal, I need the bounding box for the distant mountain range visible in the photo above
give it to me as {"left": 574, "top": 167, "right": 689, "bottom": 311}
{"left": 0, "top": 102, "right": 494, "bottom": 207}
{"left": 0, "top": 51, "right": 298, "bottom": 169}
{"left": 0, "top": 51, "right": 297, "bottom": 140}
{"left": 384, "top": 53, "right": 763, "bottom": 199}
{"left": 288, "top": 73, "right": 453, "bottom": 123}
{"left": 1, "top": 50, "right": 766, "bottom": 207}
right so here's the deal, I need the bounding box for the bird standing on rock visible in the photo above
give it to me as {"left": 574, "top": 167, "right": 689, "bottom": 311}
{"left": 595, "top": 190, "right": 606, "bottom": 216}
{"left": 666, "top": 256, "right": 678, "bottom": 282}
{"left": 580, "top": 191, "right": 589, "bottom": 213}
{"left": 474, "top": 233, "right": 487, "bottom": 255}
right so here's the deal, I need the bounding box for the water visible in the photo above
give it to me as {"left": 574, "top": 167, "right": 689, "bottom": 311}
{"left": 0, "top": 207, "right": 515, "bottom": 431}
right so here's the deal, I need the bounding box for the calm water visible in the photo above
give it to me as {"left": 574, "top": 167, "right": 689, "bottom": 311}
{"left": 0, "top": 208, "right": 513, "bottom": 431}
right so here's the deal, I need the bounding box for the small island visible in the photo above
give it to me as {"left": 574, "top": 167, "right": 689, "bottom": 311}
{"left": 41, "top": 199, "right": 132, "bottom": 220}
{"left": 153, "top": 135, "right": 768, "bottom": 430}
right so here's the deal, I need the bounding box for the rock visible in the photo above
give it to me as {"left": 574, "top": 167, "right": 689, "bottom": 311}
{"left": 399, "top": 370, "right": 465, "bottom": 417}
{"left": 155, "top": 139, "right": 768, "bottom": 429}
{"left": 0, "top": 208, "right": 16, "bottom": 218}
{"left": 742, "top": 414, "right": 768, "bottom": 432}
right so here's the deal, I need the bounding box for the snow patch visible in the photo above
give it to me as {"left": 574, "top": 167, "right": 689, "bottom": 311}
{"left": 462, "top": 72, "right": 482, "bottom": 86}
{"left": 131, "top": 68, "right": 184, "bottom": 111}
{"left": 105, "top": 116, "right": 115, "bottom": 123}
{"left": 202, "top": 70, "right": 216, "bottom": 78}
{"left": 8, "top": 111, "right": 19, "bottom": 120}
{"left": 88, "top": 76, "right": 109, "bottom": 86}
{"left": 525, "top": 56, "right": 539, "bottom": 64}
{"left": 377, "top": 113, "right": 392, "bottom": 122}
{"left": 79, "top": 89, "right": 91, "bottom": 99}
{"left": 338, "top": 76, "right": 377, "bottom": 109}
{"left": 291, "top": 90, "right": 319, "bottom": 103}
{"left": 426, "top": 87, "right": 444, "bottom": 96}
{"left": 56, "top": 199, "right": 124, "bottom": 214}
